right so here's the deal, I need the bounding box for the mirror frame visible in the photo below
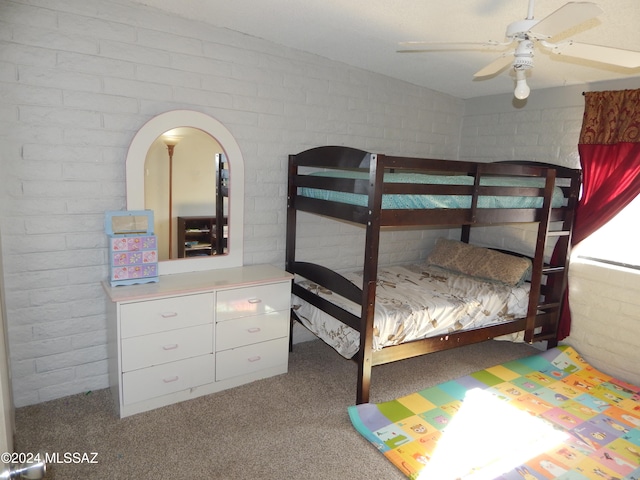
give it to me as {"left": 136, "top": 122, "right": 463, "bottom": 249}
{"left": 126, "top": 110, "right": 244, "bottom": 275}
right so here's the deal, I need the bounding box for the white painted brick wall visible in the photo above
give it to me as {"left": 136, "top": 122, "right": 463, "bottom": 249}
{"left": 2, "top": 0, "right": 637, "bottom": 407}
{"left": 1, "top": 0, "right": 464, "bottom": 406}
{"left": 566, "top": 261, "right": 640, "bottom": 386}
{"left": 461, "top": 95, "right": 583, "bottom": 168}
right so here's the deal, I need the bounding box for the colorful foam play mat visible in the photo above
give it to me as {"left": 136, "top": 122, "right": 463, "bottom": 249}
{"left": 348, "top": 346, "right": 640, "bottom": 479}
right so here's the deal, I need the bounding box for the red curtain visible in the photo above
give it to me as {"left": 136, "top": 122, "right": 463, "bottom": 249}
{"left": 557, "top": 89, "right": 640, "bottom": 340}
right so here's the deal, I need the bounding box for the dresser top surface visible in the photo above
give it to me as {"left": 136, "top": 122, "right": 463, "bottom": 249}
{"left": 103, "top": 264, "right": 292, "bottom": 303}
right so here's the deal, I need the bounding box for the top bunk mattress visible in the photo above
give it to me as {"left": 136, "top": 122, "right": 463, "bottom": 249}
{"left": 299, "top": 170, "right": 566, "bottom": 209}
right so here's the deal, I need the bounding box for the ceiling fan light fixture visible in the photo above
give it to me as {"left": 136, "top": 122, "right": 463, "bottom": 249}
{"left": 398, "top": 0, "right": 639, "bottom": 98}
{"left": 513, "top": 38, "right": 535, "bottom": 67}
{"left": 514, "top": 68, "right": 530, "bottom": 100}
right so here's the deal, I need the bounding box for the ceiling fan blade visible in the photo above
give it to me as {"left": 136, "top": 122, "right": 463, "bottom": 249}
{"left": 397, "top": 41, "right": 507, "bottom": 53}
{"left": 529, "top": 2, "right": 603, "bottom": 39}
{"left": 473, "top": 53, "right": 513, "bottom": 77}
{"left": 545, "top": 41, "right": 640, "bottom": 68}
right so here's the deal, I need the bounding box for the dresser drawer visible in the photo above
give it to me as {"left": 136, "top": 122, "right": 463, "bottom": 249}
{"left": 120, "top": 293, "right": 213, "bottom": 338}
{"left": 121, "top": 324, "right": 213, "bottom": 372}
{"left": 216, "top": 337, "right": 288, "bottom": 382}
{"left": 122, "top": 354, "right": 215, "bottom": 405}
{"left": 216, "top": 311, "right": 289, "bottom": 351}
{"left": 216, "top": 282, "right": 290, "bottom": 322}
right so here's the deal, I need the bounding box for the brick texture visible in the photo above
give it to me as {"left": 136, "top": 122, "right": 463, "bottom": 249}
{"left": 1, "top": 0, "right": 637, "bottom": 406}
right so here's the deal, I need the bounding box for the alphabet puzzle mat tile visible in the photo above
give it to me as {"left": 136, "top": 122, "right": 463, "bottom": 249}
{"left": 349, "top": 346, "right": 640, "bottom": 479}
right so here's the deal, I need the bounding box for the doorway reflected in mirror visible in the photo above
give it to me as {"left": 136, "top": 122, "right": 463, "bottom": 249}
{"left": 144, "top": 128, "right": 228, "bottom": 261}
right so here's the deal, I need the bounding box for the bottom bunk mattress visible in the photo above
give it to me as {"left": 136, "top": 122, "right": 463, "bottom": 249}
{"left": 348, "top": 345, "right": 640, "bottom": 480}
{"left": 291, "top": 264, "right": 530, "bottom": 359}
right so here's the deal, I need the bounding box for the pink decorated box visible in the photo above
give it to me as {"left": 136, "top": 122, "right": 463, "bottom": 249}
{"left": 106, "top": 211, "right": 159, "bottom": 286}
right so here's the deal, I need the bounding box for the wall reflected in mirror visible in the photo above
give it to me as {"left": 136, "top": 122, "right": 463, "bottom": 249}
{"left": 144, "top": 127, "right": 229, "bottom": 261}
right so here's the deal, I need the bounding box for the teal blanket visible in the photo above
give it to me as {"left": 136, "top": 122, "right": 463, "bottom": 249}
{"left": 301, "top": 171, "right": 566, "bottom": 209}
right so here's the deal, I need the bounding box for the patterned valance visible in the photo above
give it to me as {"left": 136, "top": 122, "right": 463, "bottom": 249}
{"left": 580, "top": 89, "right": 640, "bottom": 145}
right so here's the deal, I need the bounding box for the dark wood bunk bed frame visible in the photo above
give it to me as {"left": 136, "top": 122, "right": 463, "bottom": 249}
{"left": 286, "top": 146, "right": 581, "bottom": 405}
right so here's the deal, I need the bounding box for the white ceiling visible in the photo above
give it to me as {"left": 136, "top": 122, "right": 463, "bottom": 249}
{"left": 132, "top": 0, "right": 640, "bottom": 99}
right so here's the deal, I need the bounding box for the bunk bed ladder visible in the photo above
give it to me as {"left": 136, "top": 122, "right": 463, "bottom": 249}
{"left": 533, "top": 169, "right": 580, "bottom": 346}
{"left": 530, "top": 237, "right": 568, "bottom": 345}
{"left": 524, "top": 168, "right": 555, "bottom": 344}
{"left": 525, "top": 167, "right": 574, "bottom": 345}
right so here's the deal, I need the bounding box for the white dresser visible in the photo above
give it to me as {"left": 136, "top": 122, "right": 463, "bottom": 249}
{"left": 103, "top": 264, "right": 292, "bottom": 417}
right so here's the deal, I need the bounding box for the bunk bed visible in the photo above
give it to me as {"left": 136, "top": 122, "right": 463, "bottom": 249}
{"left": 286, "top": 145, "right": 581, "bottom": 404}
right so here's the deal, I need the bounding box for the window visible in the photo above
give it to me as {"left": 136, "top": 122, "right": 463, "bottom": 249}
{"left": 575, "top": 193, "right": 640, "bottom": 270}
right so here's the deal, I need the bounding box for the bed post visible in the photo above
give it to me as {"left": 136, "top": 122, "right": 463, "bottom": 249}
{"left": 357, "top": 153, "right": 385, "bottom": 404}
{"left": 286, "top": 154, "right": 298, "bottom": 352}
{"left": 286, "top": 154, "right": 297, "bottom": 273}
{"left": 461, "top": 162, "right": 481, "bottom": 243}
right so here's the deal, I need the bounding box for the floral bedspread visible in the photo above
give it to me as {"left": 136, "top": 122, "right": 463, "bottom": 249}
{"left": 292, "top": 264, "right": 530, "bottom": 358}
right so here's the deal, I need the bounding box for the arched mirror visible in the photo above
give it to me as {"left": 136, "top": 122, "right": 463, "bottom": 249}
{"left": 126, "top": 110, "right": 244, "bottom": 275}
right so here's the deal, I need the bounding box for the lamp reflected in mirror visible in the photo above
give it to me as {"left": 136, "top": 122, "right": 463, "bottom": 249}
{"left": 162, "top": 133, "right": 181, "bottom": 259}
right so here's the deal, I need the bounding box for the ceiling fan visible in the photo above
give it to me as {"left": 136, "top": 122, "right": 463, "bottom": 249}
{"left": 398, "top": 0, "right": 640, "bottom": 99}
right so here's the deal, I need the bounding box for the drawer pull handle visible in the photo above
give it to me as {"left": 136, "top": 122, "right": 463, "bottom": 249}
{"left": 248, "top": 356, "right": 261, "bottom": 363}
{"left": 161, "top": 312, "right": 178, "bottom": 318}
{"left": 162, "top": 344, "right": 179, "bottom": 350}
{"left": 248, "top": 298, "right": 262, "bottom": 304}
{"left": 247, "top": 327, "right": 261, "bottom": 333}
{"left": 163, "top": 376, "right": 179, "bottom": 383}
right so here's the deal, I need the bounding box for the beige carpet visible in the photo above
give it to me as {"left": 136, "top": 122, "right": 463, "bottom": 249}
{"left": 14, "top": 339, "right": 539, "bottom": 479}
